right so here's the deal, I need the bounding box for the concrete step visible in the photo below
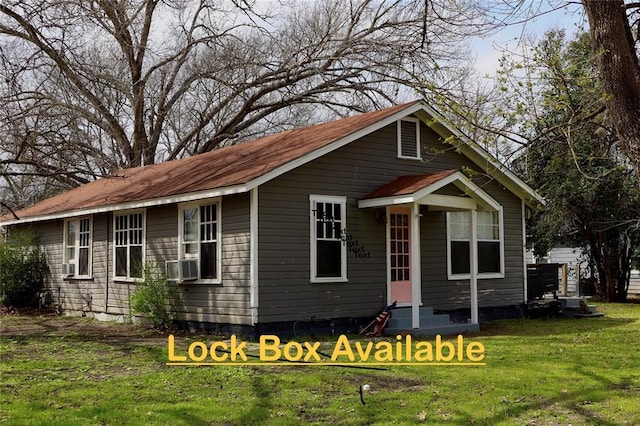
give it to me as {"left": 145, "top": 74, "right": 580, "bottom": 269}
{"left": 390, "top": 306, "right": 434, "bottom": 319}
{"left": 385, "top": 322, "right": 480, "bottom": 337}
{"left": 385, "top": 306, "right": 479, "bottom": 336}
{"left": 386, "top": 313, "right": 452, "bottom": 329}
{"left": 386, "top": 307, "right": 451, "bottom": 329}
{"left": 558, "top": 297, "right": 598, "bottom": 311}
{"left": 562, "top": 307, "right": 605, "bottom": 318}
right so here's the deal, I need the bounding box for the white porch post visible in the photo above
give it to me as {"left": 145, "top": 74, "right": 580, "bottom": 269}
{"left": 469, "top": 209, "right": 479, "bottom": 324}
{"left": 411, "top": 202, "right": 421, "bottom": 329}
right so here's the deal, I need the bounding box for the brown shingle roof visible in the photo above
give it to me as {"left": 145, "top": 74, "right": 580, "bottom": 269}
{"left": 1, "top": 101, "right": 418, "bottom": 222}
{"left": 360, "top": 170, "right": 458, "bottom": 200}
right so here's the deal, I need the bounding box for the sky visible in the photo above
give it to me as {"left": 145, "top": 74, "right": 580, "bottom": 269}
{"left": 471, "top": 2, "right": 587, "bottom": 78}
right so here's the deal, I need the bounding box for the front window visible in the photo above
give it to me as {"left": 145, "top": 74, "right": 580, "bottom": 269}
{"left": 114, "top": 212, "right": 144, "bottom": 279}
{"left": 477, "top": 211, "right": 501, "bottom": 273}
{"left": 447, "top": 210, "right": 503, "bottom": 278}
{"left": 310, "top": 195, "right": 347, "bottom": 282}
{"left": 179, "top": 201, "right": 220, "bottom": 281}
{"left": 64, "top": 217, "right": 92, "bottom": 277}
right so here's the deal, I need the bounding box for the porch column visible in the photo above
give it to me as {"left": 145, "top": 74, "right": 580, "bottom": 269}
{"left": 469, "top": 209, "right": 479, "bottom": 324}
{"left": 411, "top": 202, "right": 421, "bottom": 329}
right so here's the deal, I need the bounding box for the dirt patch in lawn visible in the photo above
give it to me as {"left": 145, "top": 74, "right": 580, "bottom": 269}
{"left": 0, "top": 307, "right": 176, "bottom": 347}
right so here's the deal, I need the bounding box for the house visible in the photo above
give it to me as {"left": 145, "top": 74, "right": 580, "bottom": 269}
{"left": 631, "top": 271, "right": 640, "bottom": 296}
{"left": 0, "top": 101, "right": 543, "bottom": 337}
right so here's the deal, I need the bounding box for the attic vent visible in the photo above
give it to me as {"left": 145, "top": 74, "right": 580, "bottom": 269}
{"left": 397, "top": 118, "right": 420, "bottom": 159}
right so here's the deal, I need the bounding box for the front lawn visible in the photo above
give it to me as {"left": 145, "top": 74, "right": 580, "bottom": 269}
{"left": 1, "top": 303, "right": 639, "bottom": 425}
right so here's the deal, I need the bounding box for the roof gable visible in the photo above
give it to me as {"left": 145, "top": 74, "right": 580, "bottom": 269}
{"left": 1, "top": 100, "right": 541, "bottom": 225}
{"left": 360, "top": 170, "right": 458, "bottom": 200}
{"left": 359, "top": 170, "right": 501, "bottom": 211}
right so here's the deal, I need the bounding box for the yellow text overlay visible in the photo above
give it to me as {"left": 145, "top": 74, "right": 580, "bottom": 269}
{"left": 166, "top": 334, "right": 485, "bottom": 366}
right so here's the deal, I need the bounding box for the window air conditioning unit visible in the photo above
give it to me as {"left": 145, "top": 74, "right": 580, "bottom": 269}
{"left": 165, "top": 259, "right": 198, "bottom": 282}
{"left": 61, "top": 263, "right": 75, "bottom": 276}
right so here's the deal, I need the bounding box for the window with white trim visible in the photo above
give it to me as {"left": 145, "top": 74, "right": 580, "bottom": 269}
{"left": 447, "top": 210, "right": 503, "bottom": 278}
{"left": 64, "top": 217, "right": 92, "bottom": 277}
{"left": 179, "top": 201, "right": 221, "bottom": 281}
{"left": 310, "top": 195, "right": 347, "bottom": 282}
{"left": 114, "top": 212, "right": 144, "bottom": 279}
{"left": 397, "top": 118, "right": 421, "bottom": 159}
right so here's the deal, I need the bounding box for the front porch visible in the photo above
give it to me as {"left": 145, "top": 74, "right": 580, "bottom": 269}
{"left": 359, "top": 169, "right": 505, "bottom": 335}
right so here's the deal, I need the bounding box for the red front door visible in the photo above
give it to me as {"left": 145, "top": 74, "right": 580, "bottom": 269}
{"left": 389, "top": 207, "right": 411, "bottom": 304}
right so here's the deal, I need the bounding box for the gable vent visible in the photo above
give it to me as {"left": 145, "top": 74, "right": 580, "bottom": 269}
{"left": 398, "top": 118, "right": 420, "bottom": 159}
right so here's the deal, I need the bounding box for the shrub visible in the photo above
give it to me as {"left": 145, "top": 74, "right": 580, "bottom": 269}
{"left": 129, "top": 263, "right": 172, "bottom": 328}
{"left": 0, "top": 232, "right": 49, "bottom": 307}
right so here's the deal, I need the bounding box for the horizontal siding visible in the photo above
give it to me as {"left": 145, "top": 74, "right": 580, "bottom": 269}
{"left": 258, "top": 119, "right": 526, "bottom": 322}
{"left": 106, "top": 281, "right": 136, "bottom": 315}
{"left": 422, "top": 178, "right": 526, "bottom": 310}
{"left": 14, "top": 215, "right": 111, "bottom": 315}
{"left": 10, "top": 198, "right": 251, "bottom": 326}
{"left": 165, "top": 193, "right": 253, "bottom": 325}
{"left": 90, "top": 214, "right": 108, "bottom": 311}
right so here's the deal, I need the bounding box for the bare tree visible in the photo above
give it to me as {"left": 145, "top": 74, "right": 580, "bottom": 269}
{"left": 430, "top": 1, "right": 640, "bottom": 180}
{"left": 0, "top": 0, "right": 491, "bottom": 209}
{"left": 582, "top": 0, "right": 640, "bottom": 183}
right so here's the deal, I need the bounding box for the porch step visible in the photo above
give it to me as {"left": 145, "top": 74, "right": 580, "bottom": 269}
{"left": 385, "top": 322, "right": 480, "bottom": 337}
{"left": 386, "top": 307, "right": 451, "bottom": 328}
{"left": 527, "top": 297, "right": 605, "bottom": 318}
{"left": 558, "top": 297, "right": 605, "bottom": 318}
{"left": 384, "top": 307, "right": 479, "bottom": 337}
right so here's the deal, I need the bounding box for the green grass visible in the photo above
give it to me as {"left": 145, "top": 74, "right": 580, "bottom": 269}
{"left": 1, "top": 303, "right": 639, "bottom": 425}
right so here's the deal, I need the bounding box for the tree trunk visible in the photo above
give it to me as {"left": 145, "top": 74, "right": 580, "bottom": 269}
{"left": 582, "top": 0, "right": 640, "bottom": 185}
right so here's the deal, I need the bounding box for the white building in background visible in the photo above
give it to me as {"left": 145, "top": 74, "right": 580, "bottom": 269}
{"left": 526, "top": 245, "right": 588, "bottom": 296}
{"left": 631, "top": 271, "right": 640, "bottom": 296}
{"left": 526, "top": 245, "right": 640, "bottom": 297}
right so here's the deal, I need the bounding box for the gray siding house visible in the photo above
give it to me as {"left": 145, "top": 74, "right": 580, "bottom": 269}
{"left": 0, "top": 101, "right": 543, "bottom": 336}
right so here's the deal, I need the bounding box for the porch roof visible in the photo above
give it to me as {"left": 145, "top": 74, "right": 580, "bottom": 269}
{"left": 358, "top": 169, "right": 500, "bottom": 211}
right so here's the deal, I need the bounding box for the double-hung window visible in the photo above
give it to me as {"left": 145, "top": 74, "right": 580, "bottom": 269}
{"left": 64, "top": 217, "right": 92, "bottom": 277}
{"left": 447, "top": 210, "right": 503, "bottom": 279}
{"left": 179, "top": 201, "right": 221, "bottom": 281}
{"left": 114, "top": 211, "right": 144, "bottom": 279}
{"left": 310, "top": 195, "right": 347, "bottom": 282}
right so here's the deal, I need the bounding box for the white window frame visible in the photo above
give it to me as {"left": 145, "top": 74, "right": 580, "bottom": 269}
{"left": 178, "top": 199, "right": 222, "bottom": 284}
{"left": 446, "top": 208, "right": 505, "bottom": 280}
{"left": 63, "top": 216, "right": 92, "bottom": 278}
{"left": 397, "top": 117, "right": 421, "bottom": 160}
{"left": 113, "top": 210, "right": 146, "bottom": 281}
{"left": 310, "top": 195, "right": 348, "bottom": 283}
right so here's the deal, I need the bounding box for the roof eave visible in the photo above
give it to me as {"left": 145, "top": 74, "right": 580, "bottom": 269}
{"left": 0, "top": 183, "right": 249, "bottom": 226}
{"left": 415, "top": 105, "right": 544, "bottom": 208}
{"left": 358, "top": 170, "right": 502, "bottom": 211}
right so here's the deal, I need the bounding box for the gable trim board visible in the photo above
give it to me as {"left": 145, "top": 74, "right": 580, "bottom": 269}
{"left": 1, "top": 100, "right": 541, "bottom": 335}
{"left": 413, "top": 105, "right": 542, "bottom": 207}
{"left": 358, "top": 170, "right": 501, "bottom": 211}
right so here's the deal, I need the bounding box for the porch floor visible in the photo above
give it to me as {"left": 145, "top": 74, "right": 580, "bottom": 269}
{"left": 384, "top": 306, "right": 479, "bottom": 337}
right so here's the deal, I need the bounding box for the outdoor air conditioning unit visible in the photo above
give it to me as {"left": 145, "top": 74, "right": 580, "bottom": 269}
{"left": 61, "top": 263, "right": 75, "bottom": 277}
{"left": 165, "top": 259, "right": 198, "bottom": 282}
